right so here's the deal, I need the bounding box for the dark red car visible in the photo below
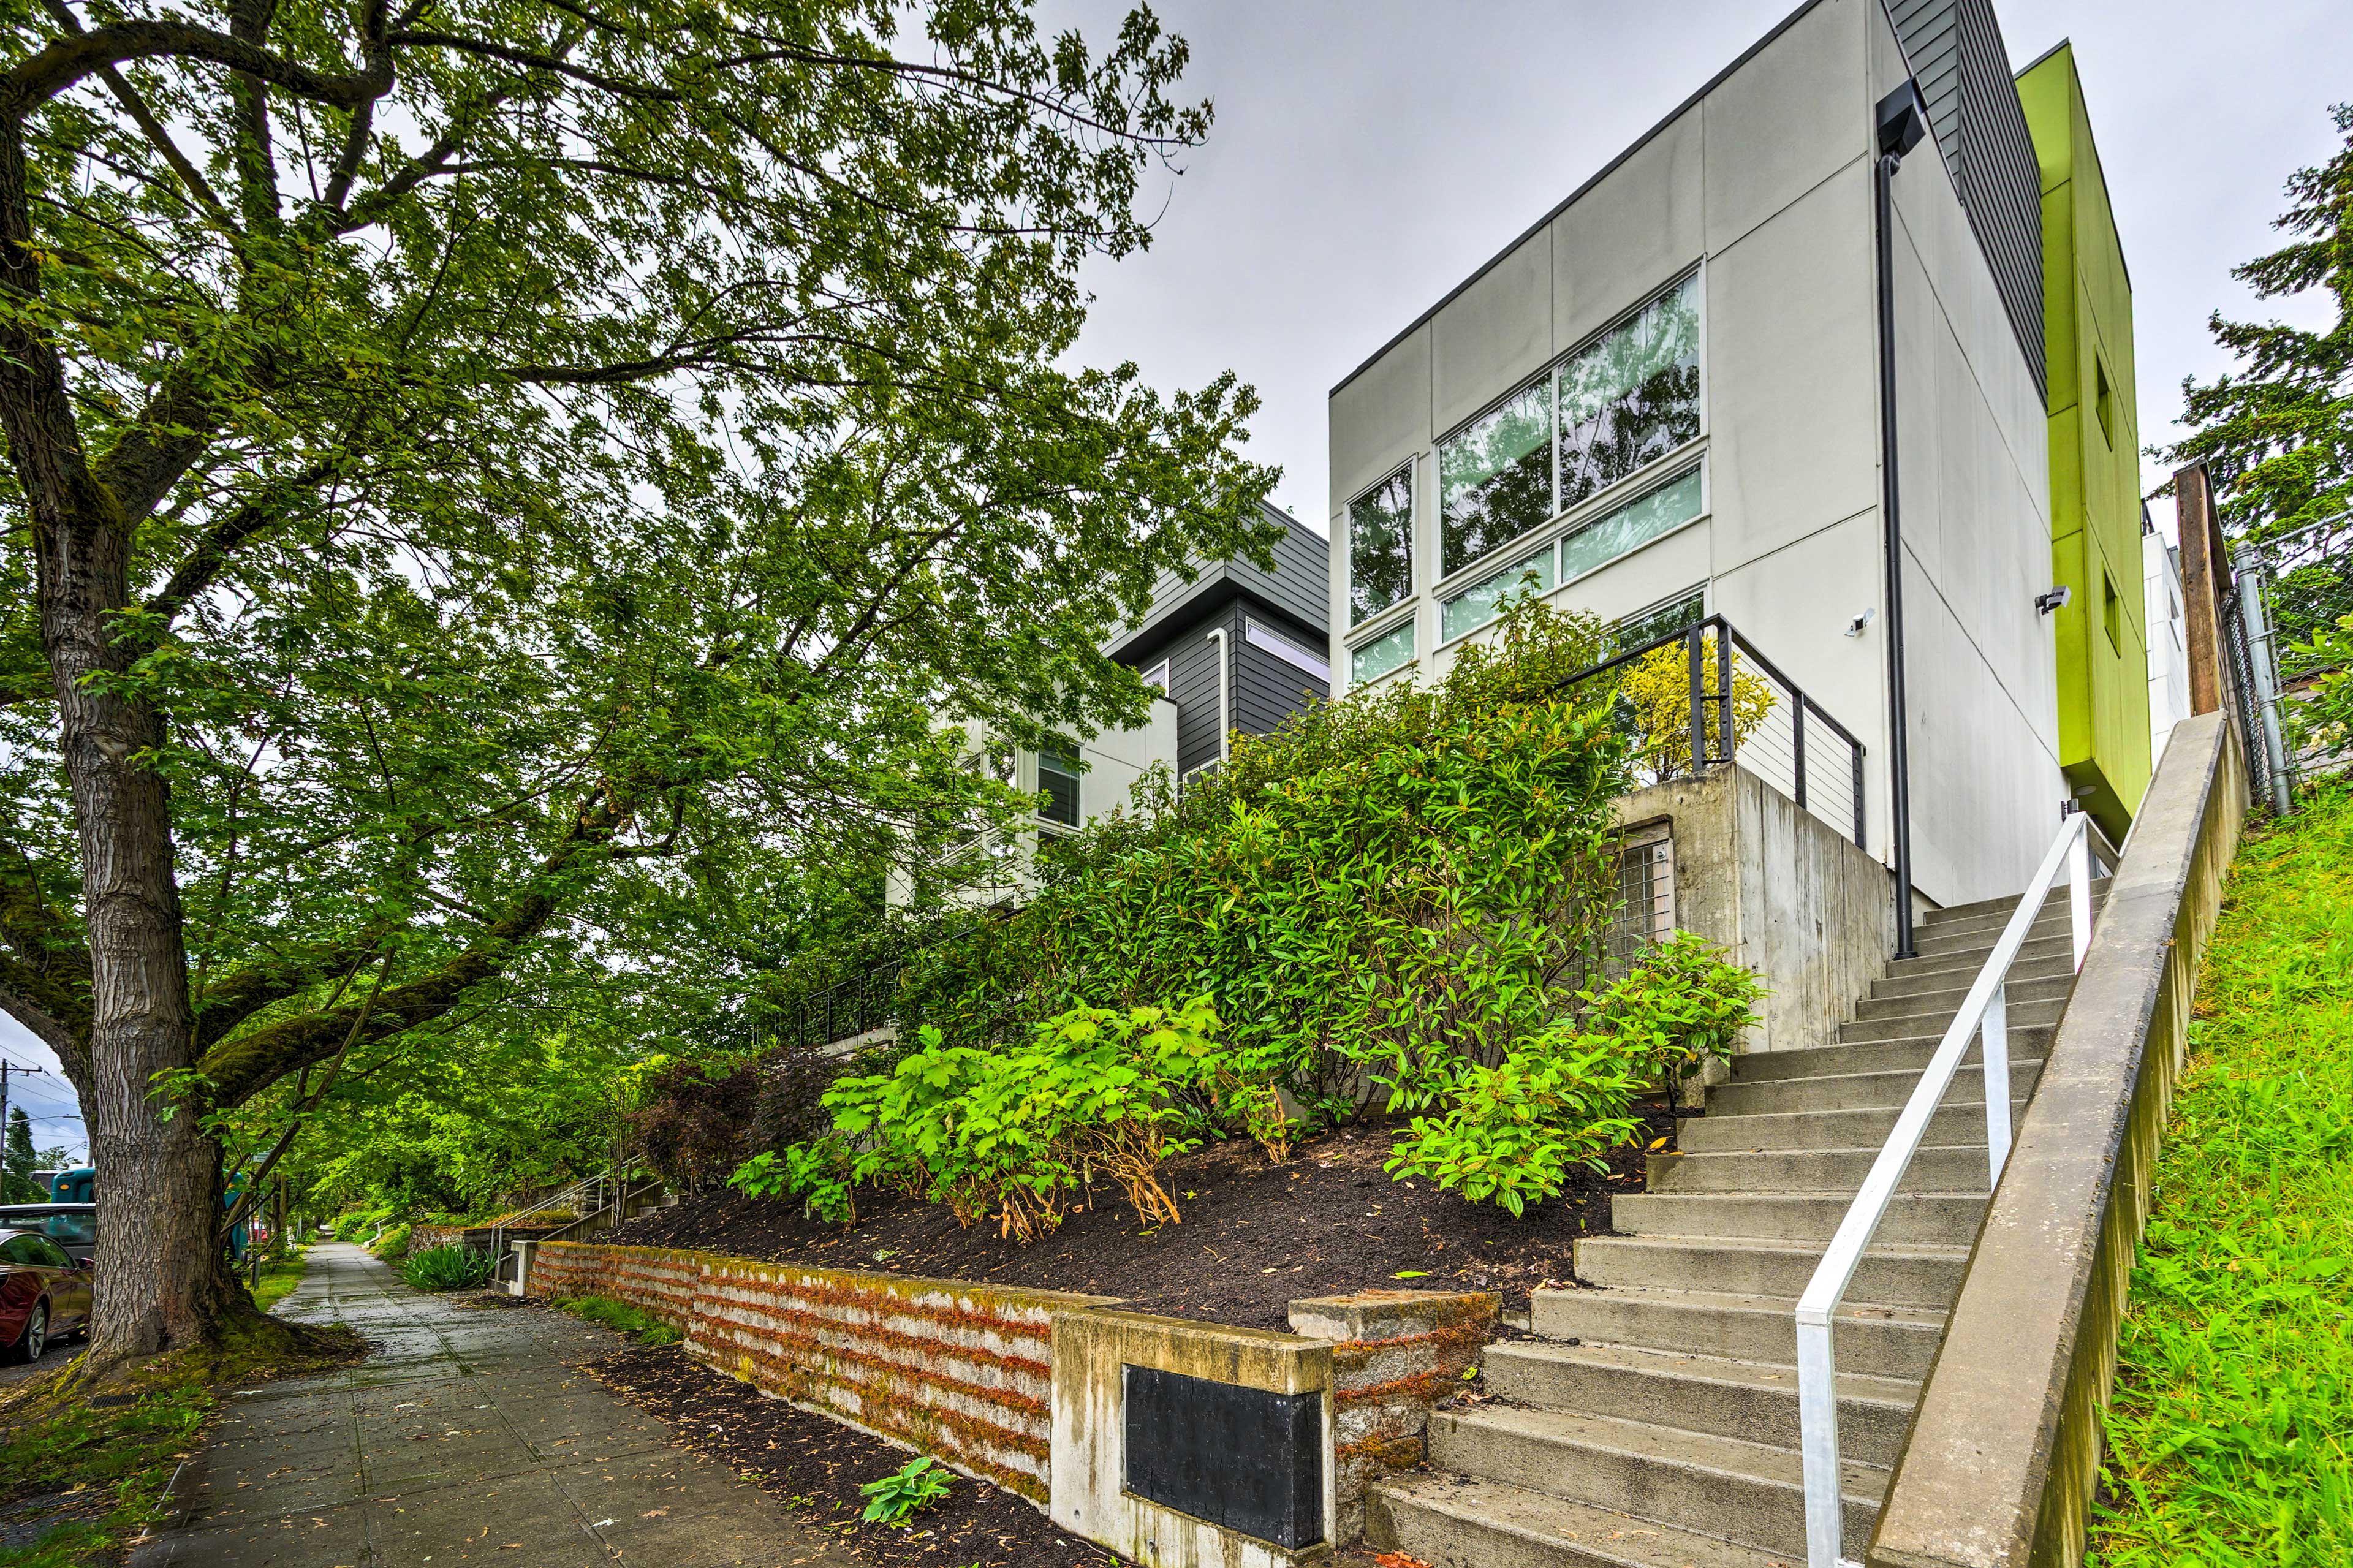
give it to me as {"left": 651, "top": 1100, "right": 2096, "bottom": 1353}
{"left": 0, "top": 1229, "right": 92, "bottom": 1363}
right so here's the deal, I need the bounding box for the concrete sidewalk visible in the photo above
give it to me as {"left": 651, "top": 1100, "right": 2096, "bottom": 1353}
{"left": 132, "top": 1243, "right": 852, "bottom": 1568}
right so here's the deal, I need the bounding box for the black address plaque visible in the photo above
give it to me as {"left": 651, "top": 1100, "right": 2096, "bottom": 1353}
{"left": 1121, "top": 1363, "right": 1324, "bottom": 1549}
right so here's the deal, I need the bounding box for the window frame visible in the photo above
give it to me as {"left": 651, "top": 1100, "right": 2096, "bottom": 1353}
{"left": 1034, "top": 745, "right": 1081, "bottom": 828}
{"left": 1433, "top": 459, "right": 1708, "bottom": 653}
{"left": 1431, "top": 266, "right": 1706, "bottom": 591}
{"left": 1243, "top": 616, "right": 1331, "bottom": 683}
{"left": 1140, "top": 659, "right": 1170, "bottom": 694}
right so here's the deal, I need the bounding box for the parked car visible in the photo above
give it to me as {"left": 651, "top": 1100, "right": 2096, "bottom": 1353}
{"left": 0, "top": 1228, "right": 92, "bottom": 1363}
{"left": 0, "top": 1203, "right": 97, "bottom": 1264}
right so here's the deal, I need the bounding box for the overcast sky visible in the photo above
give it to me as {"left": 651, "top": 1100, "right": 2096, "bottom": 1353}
{"left": 1070, "top": 0, "right": 2347, "bottom": 532}
{"left": 4, "top": 0, "right": 2343, "bottom": 1162}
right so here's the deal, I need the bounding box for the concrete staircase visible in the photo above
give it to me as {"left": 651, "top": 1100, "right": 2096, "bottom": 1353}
{"left": 1366, "top": 885, "right": 2102, "bottom": 1568}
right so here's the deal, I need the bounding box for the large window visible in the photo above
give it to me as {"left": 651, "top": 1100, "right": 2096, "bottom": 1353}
{"left": 1558, "top": 274, "right": 1701, "bottom": 512}
{"left": 1441, "top": 550, "right": 1555, "bottom": 643}
{"left": 1439, "top": 381, "right": 1551, "bottom": 576}
{"left": 1434, "top": 273, "right": 1702, "bottom": 582}
{"left": 1350, "top": 619, "right": 1415, "bottom": 685}
{"left": 1036, "top": 748, "right": 1080, "bottom": 827}
{"left": 1347, "top": 464, "right": 1414, "bottom": 625}
{"left": 1438, "top": 466, "right": 1703, "bottom": 645}
{"left": 1559, "top": 466, "right": 1702, "bottom": 582}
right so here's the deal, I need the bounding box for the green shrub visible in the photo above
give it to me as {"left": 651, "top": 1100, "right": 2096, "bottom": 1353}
{"left": 369, "top": 1223, "right": 411, "bottom": 1262}
{"left": 2285, "top": 613, "right": 2353, "bottom": 763}
{"left": 889, "top": 597, "right": 1634, "bottom": 1127}
{"left": 401, "top": 1243, "right": 495, "bottom": 1292}
{"left": 859, "top": 1455, "right": 952, "bottom": 1524}
{"left": 738, "top": 998, "right": 1239, "bottom": 1237}
{"left": 1386, "top": 933, "right": 1766, "bottom": 1214}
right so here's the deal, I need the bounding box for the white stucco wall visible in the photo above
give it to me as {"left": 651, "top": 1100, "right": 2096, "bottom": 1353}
{"left": 2145, "top": 532, "right": 2191, "bottom": 767}
{"left": 1326, "top": 0, "right": 2062, "bottom": 906}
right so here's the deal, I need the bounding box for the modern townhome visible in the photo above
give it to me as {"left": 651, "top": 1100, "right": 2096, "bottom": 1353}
{"left": 897, "top": 501, "right": 1330, "bottom": 905}
{"left": 1326, "top": 0, "right": 2148, "bottom": 914}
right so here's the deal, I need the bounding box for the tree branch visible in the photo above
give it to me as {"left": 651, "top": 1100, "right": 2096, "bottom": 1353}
{"left": 1, "top": 21, "right": 392, "bottom": 118}
{"left": 384, "top": 31, "right": 683, "bottom": 102}
{"left": 37, "top": 1, "right": 230, "bottom": 222}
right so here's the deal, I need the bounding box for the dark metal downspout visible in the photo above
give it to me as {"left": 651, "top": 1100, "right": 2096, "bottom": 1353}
{"left": 1875, "top": 81, "right": 1931, "bottom": 961}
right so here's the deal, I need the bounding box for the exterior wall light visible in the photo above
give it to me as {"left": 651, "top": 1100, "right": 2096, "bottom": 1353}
{"left": 1844, "top": 607, "right": 1877, "bottom": 638}
{"left": 2036, "top": 586, "right": 2073, "bottom": 615}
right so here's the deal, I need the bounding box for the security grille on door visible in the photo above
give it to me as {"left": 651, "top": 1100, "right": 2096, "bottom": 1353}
{"left": 1608, "top": 825, "right": 1675, "bottom": 969}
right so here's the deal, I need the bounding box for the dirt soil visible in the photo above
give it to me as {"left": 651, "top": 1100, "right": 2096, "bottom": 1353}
{"left": 587, "top": 1341, "right": 1122, "bottom": 1568}
{"left": 606, "top": 1104, "right": 1678, "bottom": 1330}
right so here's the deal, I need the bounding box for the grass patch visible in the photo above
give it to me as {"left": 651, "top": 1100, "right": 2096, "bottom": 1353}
{"left": 2093, "top": 781, "right": 2353, "bottom": 1565}
{"left": 550, "top": 1296, "right": 683, "bottom": 1348}
{"left": 248, "top": 1248, "right": 309, "bottom": 1315}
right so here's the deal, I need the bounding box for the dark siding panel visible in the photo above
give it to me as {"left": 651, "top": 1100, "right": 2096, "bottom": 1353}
{"left": 1890, "top": 0, "right": 2045, "bottom": 401}
{"left": 1111, "top": 505, "right": 1331, "bottom": 656}
{"left": 1161, "top": 627, "right": 1226, "bottom": 777}
{"left": 1230, "top": 641, "right": 1325, "bottom": 740}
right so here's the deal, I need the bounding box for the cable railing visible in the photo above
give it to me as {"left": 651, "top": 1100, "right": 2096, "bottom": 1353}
{"left": 1553, "top": 613, "right": 1870, "bottom": 851}
{"left": 1792, "top": 808, "right": 2120, "bottom": 1568}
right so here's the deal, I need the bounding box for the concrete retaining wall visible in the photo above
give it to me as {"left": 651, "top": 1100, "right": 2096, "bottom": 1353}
{"left": 1620, "top": 762, "right": 1895, "bottom": 1055}
{"left": 1868, "top": 711, "right": 2247, "bottom": 1568}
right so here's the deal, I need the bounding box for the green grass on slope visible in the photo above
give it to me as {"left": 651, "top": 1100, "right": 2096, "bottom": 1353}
{"left": 2093, "top": 781, "right": 2353, "bottom": 1566}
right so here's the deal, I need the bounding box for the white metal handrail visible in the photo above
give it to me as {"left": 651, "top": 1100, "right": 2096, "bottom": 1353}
{"left": 1796, "top": 811, "right": 2115, "bottom": 1568}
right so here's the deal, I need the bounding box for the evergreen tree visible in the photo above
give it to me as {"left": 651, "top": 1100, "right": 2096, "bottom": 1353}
{"left": 2, "top": 1107, "right": 35, "bottom": 1202}
{"left": 2163, "top": 103, "right": 2353, "bottom": 650}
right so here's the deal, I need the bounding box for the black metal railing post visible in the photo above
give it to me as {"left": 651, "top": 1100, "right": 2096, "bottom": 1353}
{"left": 1686, "top": 624, "right": 1707, "bottom": 775}
{"left": 1717, "top": 633, "right": 1734, "bottom": 765}
{"left": 1851, "top": 746, "right": 1867, "bottom": 851}
{"left": 1793, "top": 696, "right": 1809, "bottom": 811}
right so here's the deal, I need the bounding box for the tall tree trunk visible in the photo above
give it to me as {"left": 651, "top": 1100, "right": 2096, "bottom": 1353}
{"left": 0, "top": 112, "right": 233, "bottom": 1368}
{"left": 37, "top": 493, "right": 233, "bottom": 1366}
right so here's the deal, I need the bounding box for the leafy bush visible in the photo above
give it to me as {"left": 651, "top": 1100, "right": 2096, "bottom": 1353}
{"left": 1620, "top": 632, "right": 1777, "bottom": 779}
{"left": 1387, "top": 933, "right": 1766, "bottom": 1214}
{"left": 628, "top": 1058, "right": 760, "bottom": 1191}
{"left": 369, "top": 1223, "right": 411, "bottom": 1262}
{"left": 401, "top": 1243, "right": 496, "bottom": 1292}
{"left": 891, "top": 597, "right": 1634, "bottom": 1127}
{"left": 860, "top": 1455, "right": 952, "bottom": 1525}
{"left": 738, "top": 998, "right": 1240, "bottom": 1237}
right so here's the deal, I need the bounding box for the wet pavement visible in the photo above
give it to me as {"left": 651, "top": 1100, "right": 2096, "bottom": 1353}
{"left": 130, "top": 1243, "right": 853, "bottom": 1567}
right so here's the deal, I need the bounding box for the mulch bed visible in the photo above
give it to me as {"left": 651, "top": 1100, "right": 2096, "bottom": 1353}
{"left": 586, "top": 1341, "right": 1121, "bottom": 1568}
{"left": 605, "top": 1103, "right": 1678, "bottom": 1330}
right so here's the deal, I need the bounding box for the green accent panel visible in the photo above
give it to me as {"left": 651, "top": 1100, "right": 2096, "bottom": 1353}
{"left": 2021, "top": 43, "right": 2150, "bottom": 840}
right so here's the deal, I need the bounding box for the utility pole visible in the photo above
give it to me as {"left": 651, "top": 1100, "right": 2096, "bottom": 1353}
{"left": 0, "top": 1061, "right": 49, "bottom": 1197}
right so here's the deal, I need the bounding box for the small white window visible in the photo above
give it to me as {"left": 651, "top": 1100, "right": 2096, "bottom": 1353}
{"left": 1036, "top": 747, "right": 1080, "bottom": 827}
{"left": 1141, "top": 660, "right": 1170, "bottom": 694}
{"left": 1243, "top": 619, "right": 1330, "bottom": 682}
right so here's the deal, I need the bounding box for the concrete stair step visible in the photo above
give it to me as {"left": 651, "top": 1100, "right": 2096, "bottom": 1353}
{"left": 1573, "top": 1233, "right": 1969, "bottom": 1309}
{"left": 1482, "top": 1340, "right": 1921, "bottom": 1468}
{"left": 1611, "top": 1191, "right": 1986, "bottom": 1246}
{"left": 1870, "top": 951, "right": 2077, "bottom": 999}
{"left": 1427, "top": 1404, "right": 1885, "bottom": 1558}
{"left": 1910, "top": 908, "right": 2077, "bottom": 958}
{"left": 1850, "top": 973, "right": 2073, "bottom": 1022}
{"left": 1531, "top": 1285, "right": 1949, "bottom": 1381}
{"left": 1884, "top": 931, "right": 2077, "bottom": 983}
{"left": 1919, "top": 882, "right": 2105, "bottom": 930}
{"left": 1677, "top": 1099, "right": 2028, "bottom": 1153}
{"left": 1648, "top": 1143, "right": 1991, "bottom": 1194}
{"left": 1707, "top": 1059, "right": 2042, "bottom": 1115}
{"left": 1725, "top": 1030, "right": 2047, "bottom": 1083}
{"left": 1840, "top": 1001, "right": 2060, "bottom": 1043}
{"left": 1368, "top": 1472, "right": 1784, "bottom": 1568}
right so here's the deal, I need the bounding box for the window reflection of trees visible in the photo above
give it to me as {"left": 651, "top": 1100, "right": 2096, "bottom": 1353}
{"left": 1349, "top": 466, "right": 1415, "bottom": 624}
{"left": 1441, "top": 382, "right": 1552, "bottom": 575}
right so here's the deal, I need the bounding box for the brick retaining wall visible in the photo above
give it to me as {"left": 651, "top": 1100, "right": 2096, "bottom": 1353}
{"left": 527, "top": 1241, "right": 1108, "bottom": 1502}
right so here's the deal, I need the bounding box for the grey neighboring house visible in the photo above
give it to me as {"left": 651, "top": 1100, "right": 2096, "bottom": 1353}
{"left": 1106, "top": 501, "right": 1332, "bottom": 781}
